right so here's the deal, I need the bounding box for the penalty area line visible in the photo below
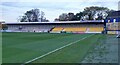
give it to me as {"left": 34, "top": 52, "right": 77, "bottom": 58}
{"left": 22, "top": 34, "right": 95, "bottom": 65}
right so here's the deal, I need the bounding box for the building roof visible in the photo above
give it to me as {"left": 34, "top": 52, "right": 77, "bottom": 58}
{"left": 107, "top": 11, "right": 120, "bottom": 18}
{"left": 5, "top": 20, "right": 104, "bottom": 25}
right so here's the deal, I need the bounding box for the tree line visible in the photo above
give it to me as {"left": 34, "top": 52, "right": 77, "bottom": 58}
{"left": 55, "top": 6, "right": 114, "bottom": 21}
{"left": 19, "top": 9, "right": 49, "bottom": 22}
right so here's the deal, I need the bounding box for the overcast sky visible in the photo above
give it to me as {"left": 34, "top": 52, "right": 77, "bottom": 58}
{"left": 0, "top": 0, "right": 119, "bottom": 23}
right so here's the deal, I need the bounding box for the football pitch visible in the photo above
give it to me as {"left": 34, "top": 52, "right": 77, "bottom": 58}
{"left": 2, "top": 32, "right": 111, "bottom": 64}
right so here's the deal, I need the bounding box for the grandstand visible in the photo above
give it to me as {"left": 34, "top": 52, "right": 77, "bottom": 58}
{"left": 105, "top": 11, "right": 120, "bottom": 35}
{"left": 4, "top": 21, "right": 104, "bottom": 33}
{"left": 52, "top": 25, "right": 103, "bottom": 33}
{"left": 6, "top": 22, "right": 53, "bottom": 32}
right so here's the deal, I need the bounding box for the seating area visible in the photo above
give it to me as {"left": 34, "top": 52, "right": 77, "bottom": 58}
{"left": 63, "top": 27, "right": 86, "bottom": 32}
{"left": 5, "top": 23, "right": 104, "bottom": 33}
{"left": 7, "top": 25, "right": 52, "bottom": 32}
{"left": 88, "top": 27, "right": 104, "bottom": 32}
{"left": 51, "top": 26, "right": 104, "bottom": 33}
{"left": 7, "top": 25, "right": 104, "bottom": 33}
{"left": 52, "top": 27, "right": 63, "bottom": 32}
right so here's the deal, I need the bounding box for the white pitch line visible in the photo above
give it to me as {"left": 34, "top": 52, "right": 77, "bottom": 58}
{"left": 22, "top": 34, "right": 95, "bottom": 65}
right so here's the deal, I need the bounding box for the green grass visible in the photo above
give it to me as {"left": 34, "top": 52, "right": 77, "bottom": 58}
{"left": 0, "top": 32, "right": 2, "bottom": 65}
{"left": 2, "top": 32, "right": 104, "bottom": 64}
